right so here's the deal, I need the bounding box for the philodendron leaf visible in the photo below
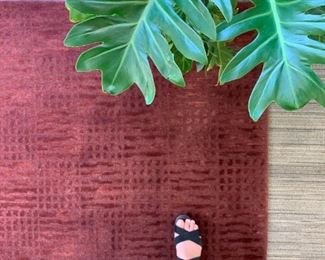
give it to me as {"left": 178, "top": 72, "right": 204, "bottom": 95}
{"left": 206, "top": 41, "right": 233, "bottom": 76}
{"left": 171, "top": 1, "right": 235, "bottom": 76}
{"left": 65, "top": 0, "right": 216, "bottom": 104}
{"left": 308, "top": 6, "right": 325, "bottom": 42}
{"left": 199, "top": 1, "right": 235, "bottom": 79}
{"left": 172, "top": 45, "right": 193, "bottom": 74}
{"left": 210, "top": 0, "right": 235, "bottom": 22}
{"left": 217, "top": 0, "right": 325, "bottom": 121}
{"left": 65, "top": 2, "right": 93, "bottom": 23}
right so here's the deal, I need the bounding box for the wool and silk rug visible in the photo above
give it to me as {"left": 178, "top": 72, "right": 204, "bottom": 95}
{"left": 0, "top": 2, "right": 268, "bottom": 260}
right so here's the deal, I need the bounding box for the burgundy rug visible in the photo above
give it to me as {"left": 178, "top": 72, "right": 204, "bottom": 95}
{"left": 0, "top": 2, "right": 268, "bottom": 260}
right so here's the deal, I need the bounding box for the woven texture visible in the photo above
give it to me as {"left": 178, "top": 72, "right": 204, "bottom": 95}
{"left": 0, "top": 2, "right": 268, "bottom": 260}
{"left": 268, "top": 102, "right": 325, "bottom": 260}
{"left": 268, "top": 66, "right": 325, "bottom": 260}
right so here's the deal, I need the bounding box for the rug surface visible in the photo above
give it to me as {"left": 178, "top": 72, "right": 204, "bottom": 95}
{"left": 0, "top": 2, "right": 268, "bottom": 260}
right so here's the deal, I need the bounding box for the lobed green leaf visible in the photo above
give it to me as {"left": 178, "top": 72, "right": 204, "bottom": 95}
{"left": 65, "top": 0, "right": 218, "bottom": 104}
{"left": 217, "top": 0, "right": 325, "bottom": 121}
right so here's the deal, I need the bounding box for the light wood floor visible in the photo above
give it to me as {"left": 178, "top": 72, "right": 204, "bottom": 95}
{"left": 268, "top": 65, "right": 325, "bottom": 259}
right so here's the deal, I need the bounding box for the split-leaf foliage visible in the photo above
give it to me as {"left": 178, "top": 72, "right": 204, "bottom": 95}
{"left": 65, "top": 0, "right": 325, "bottom": 121}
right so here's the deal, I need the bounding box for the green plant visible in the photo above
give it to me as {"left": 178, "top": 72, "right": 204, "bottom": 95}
{"left": 64, "top": 0, "right": 325, "bottom": 121}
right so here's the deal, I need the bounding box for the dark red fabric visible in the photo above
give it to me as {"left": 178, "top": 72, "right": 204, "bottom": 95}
{"left": 0, "top": 2, "right": 268, "bottom": 260}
